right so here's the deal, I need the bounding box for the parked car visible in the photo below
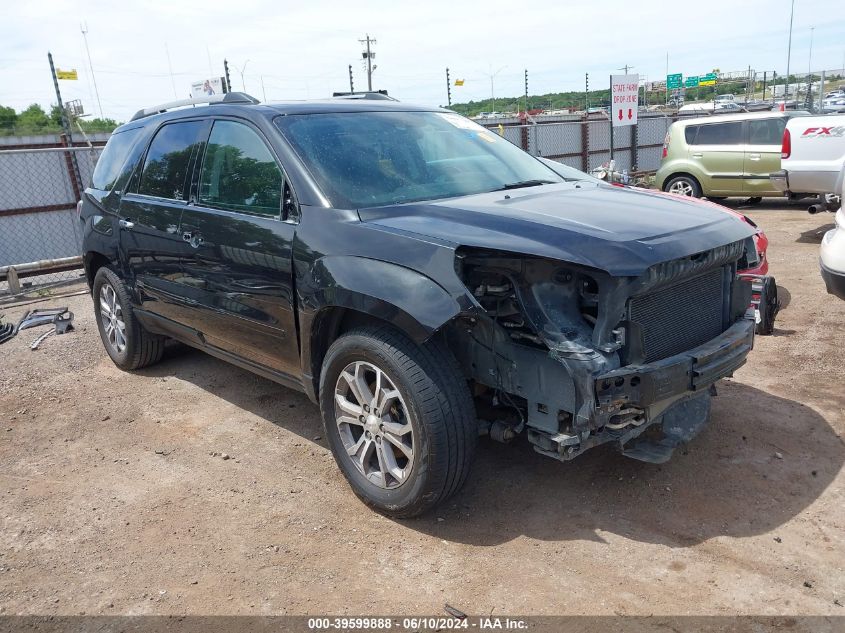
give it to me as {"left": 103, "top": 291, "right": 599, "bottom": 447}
{"left": 820, "top": 176, "right": 845, "bottom": 300}
{"left": 770, "top": 113, "right": 845, "bottom": 209}
{"left": 656, "top": 111, "right": 807, "bottom": 201}
{"left": 80, "top": 93, "right": 757, "bottom": 517}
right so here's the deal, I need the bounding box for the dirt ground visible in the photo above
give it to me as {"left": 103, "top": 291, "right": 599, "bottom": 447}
{"left": 0, "top": 201, "right": 843, "bottom": 617}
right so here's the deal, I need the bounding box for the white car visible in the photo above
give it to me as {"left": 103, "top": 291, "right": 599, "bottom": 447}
{"left": 821, "top": 206, "right": 845, "bottom": 300}
{"left": 770, "top": 113, "right": 845, "bottom": 201}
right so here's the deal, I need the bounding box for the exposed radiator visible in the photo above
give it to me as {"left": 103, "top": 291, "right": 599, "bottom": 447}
{"left": 629, "top": 267, "right": 726, "bottom": 363}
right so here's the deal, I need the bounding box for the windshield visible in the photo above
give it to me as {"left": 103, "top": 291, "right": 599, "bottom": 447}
{"left": 274, "top": 111, "right": 562, "bottom": 209}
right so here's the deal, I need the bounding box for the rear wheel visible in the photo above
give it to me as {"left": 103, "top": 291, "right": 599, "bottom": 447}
{"left": 93, "top": 267, "right": 165, "bottom": 370}
{"left": 665, "top": 175, "right": 702, "bottom": 198}
{"left": 319, "top": 325, "right": 477, "bottom": 518}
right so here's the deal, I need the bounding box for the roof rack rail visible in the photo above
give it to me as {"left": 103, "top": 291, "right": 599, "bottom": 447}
{"left": 331, "top": 90, "right": 397, "bottom": 101}
{"left": 130, "top": 92, "right": 260, "bottom": 121}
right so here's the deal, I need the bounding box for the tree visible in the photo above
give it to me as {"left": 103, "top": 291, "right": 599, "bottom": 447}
{"left": 0, "top": 105, "right": 16, "bottom": 130}
{"left": 16, "top": 104, "right": 50, "bottom": 132}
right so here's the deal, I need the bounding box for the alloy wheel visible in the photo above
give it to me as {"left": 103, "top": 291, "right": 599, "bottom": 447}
{"left": 333, "top": 361, "right": 414, "bottom": 489}
{"left": 668, "top": 180, "right": 694, "bottom": 196}
{"left": 99, "top": 283, "right": 127, "bottom": 353}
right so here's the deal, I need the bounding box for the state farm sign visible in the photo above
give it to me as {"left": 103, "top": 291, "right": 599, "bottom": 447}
{"left": 611, "top": 74, "right": 639, "bottom": 127}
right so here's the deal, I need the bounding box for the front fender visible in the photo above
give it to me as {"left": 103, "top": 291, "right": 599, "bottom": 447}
{"left": 297, "top": 255, "right": 475, "bottom": 401}
{"left": 303, "top": 255, "right": 466, "bottom": 342}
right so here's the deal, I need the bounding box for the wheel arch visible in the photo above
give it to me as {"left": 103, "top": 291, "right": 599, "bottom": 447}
{"left": 298, "top": 256, "right": 470, "bottom": 402}
{"left": 83, "top": 251, "right": 114, "bottom": 291}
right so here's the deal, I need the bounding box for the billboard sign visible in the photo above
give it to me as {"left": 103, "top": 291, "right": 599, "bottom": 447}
{"left": 191, "top": 77, "right": 226, "bottom": 98}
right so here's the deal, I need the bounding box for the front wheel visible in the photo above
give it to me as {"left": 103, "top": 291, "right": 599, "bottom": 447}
{"left": 664, "top": 175, "right": 702, "bottom": 198}
{"left": 319, "top": 326, "right": 477, "bottom": 518}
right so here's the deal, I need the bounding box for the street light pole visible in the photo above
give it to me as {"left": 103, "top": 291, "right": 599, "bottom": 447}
{"left": 785, "top": 0, "right": 795, "bottom": 100}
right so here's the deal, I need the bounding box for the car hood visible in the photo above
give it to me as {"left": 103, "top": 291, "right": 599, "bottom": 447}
{"left": 358, "top": 183, "right": 755, "bottom": 276}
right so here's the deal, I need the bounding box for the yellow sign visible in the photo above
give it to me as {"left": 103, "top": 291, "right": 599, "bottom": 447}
{"left": 454, "top": 79, "right": 465, "bottom": 86}
{"left": 56, "top": 69, "right": 78, "bottom": 80}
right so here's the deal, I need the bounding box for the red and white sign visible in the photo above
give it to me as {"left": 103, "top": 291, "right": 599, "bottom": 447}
{"left": 611, "top": 74, "right": 639, "bottom": 127}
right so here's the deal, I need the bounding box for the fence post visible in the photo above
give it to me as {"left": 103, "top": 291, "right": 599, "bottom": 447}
{"left": 632, "top": 121, "right": 638, "bottom": 171}
{"left": 581, "top": 114, "right": 589, "bottom": 172}
{"left": 60, "top": 135, "right": 82, "bottom": 203}
{"left": 520, "top": 124, "right": 529, "bottom": 153}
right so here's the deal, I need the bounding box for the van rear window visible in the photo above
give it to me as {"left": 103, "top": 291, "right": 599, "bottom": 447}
{"left": 91, "top": 128, "right": 142, "bottom": 191}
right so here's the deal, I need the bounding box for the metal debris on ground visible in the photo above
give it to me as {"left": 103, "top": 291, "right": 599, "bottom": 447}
{"left": 17, "top": 307, "right": 75, "bottom": 335}
{"left": 444, "top": 604, "right": 467, "bottom": 619}
{"left": 0, "top": 321, "right": 14, "bottom": 344}
{"left": 29, "top": 330, "right": 54, "bottom": 350}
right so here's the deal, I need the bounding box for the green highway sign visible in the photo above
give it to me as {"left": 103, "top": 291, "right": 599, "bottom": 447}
{"left": 685, "top": 76, "right": 700, "bottom": 88}
{"left": 700, "top": 72, "right": 717, "bottom": 86}
{"left": 666, "top": 73, "right": 683, "bottom": 89}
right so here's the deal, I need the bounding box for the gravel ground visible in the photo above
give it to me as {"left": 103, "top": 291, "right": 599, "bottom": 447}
{"left": 0, "top": 202, "right": 843, "bottom": 617}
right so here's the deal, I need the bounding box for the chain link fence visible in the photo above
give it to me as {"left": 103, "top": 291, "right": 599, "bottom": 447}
{"left": 0, "top": 142, "right": 105, "bottom": 296}
{"left": 480, "top": 112, "right": 677, "bottom": 175}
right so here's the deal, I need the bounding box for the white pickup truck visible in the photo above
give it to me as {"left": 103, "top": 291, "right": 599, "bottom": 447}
{"left": 770, "top": 113, "right": 845, "bottom": 212}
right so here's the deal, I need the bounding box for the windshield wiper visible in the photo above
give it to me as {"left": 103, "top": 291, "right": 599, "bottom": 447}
{"left": 495, "top": 179, "right": 556, "bottom": 191}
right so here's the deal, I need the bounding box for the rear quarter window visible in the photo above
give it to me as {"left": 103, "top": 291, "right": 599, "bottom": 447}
{"left": 684, "top": 126, "right": 699, "bottom": 144}
{"left": 690, "top": 121, "right": 743, "bottom": 145}
{"left": 91, "top": 127, "right": 142, "bottom": 191}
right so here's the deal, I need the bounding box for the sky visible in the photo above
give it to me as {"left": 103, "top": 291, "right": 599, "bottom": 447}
{"left": 1, "top": 0, "right": 844, "bottom": 122}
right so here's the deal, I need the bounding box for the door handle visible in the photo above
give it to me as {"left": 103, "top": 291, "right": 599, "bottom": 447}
{"left": 118, "top": 218, "right": 135, "bottom": 229}
{"left": 182, "top": 230, "right": 204, "bottom": 248}
{"left": 691, "top": 152, "right": 703, "bottom": 158}
{"left": 748, "top": 153, "right": 761, "bottom": 160}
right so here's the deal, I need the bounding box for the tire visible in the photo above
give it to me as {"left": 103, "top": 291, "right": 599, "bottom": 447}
{"left": 92, "top": 267, "right": 165, "bottom": 370}
{"left": 755, "top": 276, "right": 779, "bottom": 336}
{"left": 319, "top": 325, "right": 477, "bottom": 518}
{"left": 664, "top": 175, "right": 702, "bottom": 198}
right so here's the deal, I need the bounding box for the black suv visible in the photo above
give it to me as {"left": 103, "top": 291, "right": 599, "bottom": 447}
{"left": 81, "top": 92, "right": 756, "bottom": 517}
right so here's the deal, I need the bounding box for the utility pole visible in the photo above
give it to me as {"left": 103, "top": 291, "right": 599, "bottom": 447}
{"left": 348, "top": 64, "right": 354, "bottom": 92}
{"left": 808, "top": 26, "right": 815, "bottom": 110}
{"left": 785, "top": 0, "right": 795, "bottom": 101}
{"left": 260, "top": 75, "right": 267, "bottom": 102}
{"left": 524, "top": 69, "right": 528, "bottom": 114}
{"left": 48, "top": 52, "right": 82, "bottom": 193}
{"left": 446, "top": 67, "right": 452, "bottom": 107}
{"left": 359, "top": 34, "right": 376, "bottom": 91}
{"left": 224, "top": 59, "right": 231, "bottom": 93}
{"left": 79, "top": 22, "right": 103, "bottom": 119}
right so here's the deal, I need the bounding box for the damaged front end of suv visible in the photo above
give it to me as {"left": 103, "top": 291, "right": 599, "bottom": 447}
{"left": 446, "top": 238, "right": 755, "bottom": 464}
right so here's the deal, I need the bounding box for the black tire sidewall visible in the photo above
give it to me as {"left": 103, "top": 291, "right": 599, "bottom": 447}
{"left": 92, "top": 267, "right": 138, "bottom": 369}
{"left": 319, "top": 333, "right": 437, "bottom": 515}
{"left": 665, "top": 175, "right": 702, "bottom": 198}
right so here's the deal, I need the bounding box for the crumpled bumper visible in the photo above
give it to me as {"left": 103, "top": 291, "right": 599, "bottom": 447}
{"left": 595, "top": 318, "right": 755, "bottom": 410}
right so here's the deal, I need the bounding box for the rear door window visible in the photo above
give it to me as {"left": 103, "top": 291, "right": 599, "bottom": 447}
{"left": 690, "top": 122, "right": 743, "bottom": 145}
{"left": 91, "top": 127, "right": 142, "bottom": 191}
{"left": 137, "top": 121, "right": 206, "bottom": 200}
{"left": 198, "top": 120, "right": 283, "bottom": 217}
{"left": 748, "top": 118, "right": 785, "bottom": 145}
